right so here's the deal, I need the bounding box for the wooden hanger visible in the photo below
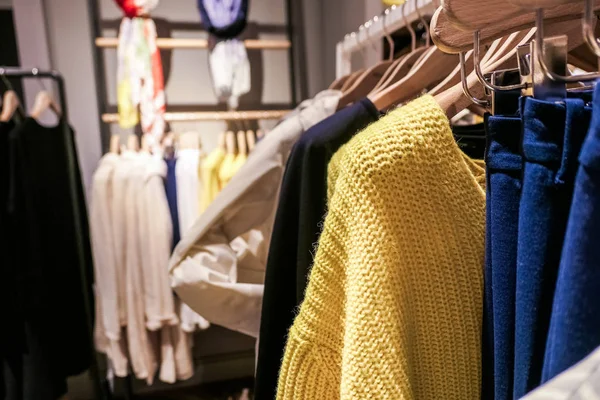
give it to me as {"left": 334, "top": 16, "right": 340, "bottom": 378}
{"left": 336, "top": 7, "right": 409, "bottom": 109}
{"left": 225, "top": 131, "right": 237, "bottom": 154}
{"left": 237, "top": 130, "right": 248, "bottom": 156}
{"left": 337, "top": 60, "right": 395, "bottom": 109}
{"left": 127, "top": 134, "right": 140, "bottom": 151}
{"left": 370, "top": 0, "right": 428, "bottom": 95}
{"left": 428, "top": 31, "right": 521, "bottom": 95}
{"left": 369, "top": 45, "right": 459, "bottom": 110}
{"left": 442, "top": 0, "right": 524, "bottom": 31}
{"left": 0, "top": 90, "right": 20, "bottom": 122}
{"left": 141, "top": 133, "right": 152, "bottom": 152}
{"left": 370, "top": 47, "right": 429, "bottom": 95}
{"left": 440, "top": 0, "right": 600, "bottom": 35}
{"left": 340, "top": 69, "right": 367, "bottom": 92}
{"left": 246, "top": 130, "right": 256, "bottom": 152}
{"left": 428, "top": 33, "right": 517, "bottom": 96}
{"left": 431, "top": 3, "right": 600, "bottom": 54}
{"left": 109, "top": 134, "right": 121, "bottom": 154}
{"left": 30, "top": 91, "right": 61, "bottom": 120}
{"left": 435, "top": 18, "right": 589, "bottom": 118}
{"left": 218, "top": 131, "right": 226, "bottom": 151}
{"left": 329, "top": 75, "right": 352, "bottom": 90}
{"left": 508, "top": 0, "right": 576, "bottom": 8}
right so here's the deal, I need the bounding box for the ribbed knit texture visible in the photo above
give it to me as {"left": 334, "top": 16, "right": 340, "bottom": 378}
{"left": 276, "top": 95, "right": 486, "bottom": 400}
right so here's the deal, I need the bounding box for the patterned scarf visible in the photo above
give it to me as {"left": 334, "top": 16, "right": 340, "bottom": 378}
{"left": 116, "top": 0, "right": 166, "bottom": 144}
{"left": 115, "top": 0, "right": 160, "bottom": 17}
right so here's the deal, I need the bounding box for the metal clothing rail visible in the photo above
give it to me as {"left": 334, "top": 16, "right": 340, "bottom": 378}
{"left": 0, "top": 67, "right": 109, "bottom": 400}
{"left": 335, "top": 0, "right": 436, "bottom": 78}
{"left": 0, "top": 67, "right": 69, "bottom": 122}
{"left": 101, "top": 109, "right": 291, "bottom": 123}
{"left": 95, "top": 37, "right": 291, "bottom": 50}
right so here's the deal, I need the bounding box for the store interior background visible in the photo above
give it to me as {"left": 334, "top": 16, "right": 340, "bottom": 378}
{"left": 0, "top": 0, "right": 385, "bottom": 398}
{"left": 1, "top": 0, "right": 383, "bottom": 193}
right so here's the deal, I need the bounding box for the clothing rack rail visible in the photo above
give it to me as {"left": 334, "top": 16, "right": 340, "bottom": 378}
{"left": 101, "top": 109, "right": 291, "bottom": 123}
{"left": 335, "top": 0, "right": 436, "bottom": 78}
{"left": 95, "top": 37, "right": 291, "bottom": 50}
{"left": 0, "top": 67, "right": 69, "bottom": 122}
{"left": 0, "top": 66, "right": 110, "bottom": 400}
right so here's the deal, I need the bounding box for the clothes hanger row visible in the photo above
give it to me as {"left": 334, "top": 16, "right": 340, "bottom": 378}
{"left": 433, "top": 0, "right": 599, "bottom": 118}
{"left": 431, "top": 0, "right": 600, "bottom": 53}
{"left": 219, "top": 129, "right": 259, "bottom": 155}
{"left": 335, "top": 0, "right": 439, "bottom": 110}
{"left": 441, "top": 0, "right": 596, "bottom": 31}
{"left": 332, "top": 0, "right": 599, "bottom": 123}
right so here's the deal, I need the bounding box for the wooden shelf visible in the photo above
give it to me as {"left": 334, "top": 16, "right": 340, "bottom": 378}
{"left": 95, "top": 37, "right": 291, "bottom": 50}
{"left": 101, "top": 110, "right": 291, "bottom": 123}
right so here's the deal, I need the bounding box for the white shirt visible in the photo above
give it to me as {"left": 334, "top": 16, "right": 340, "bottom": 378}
{"left": 175, "top": 148, "right": 211, "bottom": 332}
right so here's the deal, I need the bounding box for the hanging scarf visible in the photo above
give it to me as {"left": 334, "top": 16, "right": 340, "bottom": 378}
{"left": 115, "top": 0, "right": 160, "bottom": 17}
{"left": 116, "top": 0, "right": 166, "bottom": 144}
{"left": 197, "top": 0, "right": 249, "bottom": 39}
{"left": 208, "top": 39, "right": 250, "bottom": 110}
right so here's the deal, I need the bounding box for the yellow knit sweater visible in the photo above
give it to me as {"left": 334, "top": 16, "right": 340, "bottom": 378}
{"left": 276, "top": 95, "right": 486, "bottom": 400}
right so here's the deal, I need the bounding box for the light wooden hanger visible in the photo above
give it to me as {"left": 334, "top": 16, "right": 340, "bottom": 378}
{"left": 218, "top": 131, "right": 226, "bottom": 151}
{"left": 508, "top": 0, "right": 577, "bottom": 9}
{"left": 369, "top": 45, "right": 459, "bottom": 110}
{"left": 435, "top": 18, "right": 589, "bottom": 118}
{"left": 428, "top": 34, "right": 520, "bottom": 96}
{"left": 141, "top": 133, "right": 152, "bottom": 152}
{"left": 225, "top": 131, "right": 237, "bottom": 155}
{"left": 30, "top": 91, "right": 61, "bottom": 120}
{"left": 329, "top": 73, "right": 352, "bottom": 90}
{"left": 237, "top": 130, "right": 248, "bottom": 156}
{"left": 431, "top": 2, "right": 600, "bottom": 54}
{"left": 427, "top": 31, "right": 524, "bottom": 95}
{"left": 370, "top": 0, "right": 427, "bottom": 95}
{"left": 440, "top": 0, "right": 600, "bottom": 34}
{"left": 126, "top": 134, "right": 139, "bottom": 151}
{"left": 371, "top": 48, "right": 429, "bottom": 94}
{"left": 337, "top": 17, "right": 397, "bottom": 109}
{"left": 442, "top": 0, "right": 524, "bottom": 31}
{"left": 0, "top": 90, "right": 20, "bottom": 122}
{"left": 246, "top": 130, "right": 256, "bottom": 152}
{"left": 109, "top": 134, "right": 121, "bottom": 154}
{"left": 331, "top": 25, "right": 372, "bottom": 91}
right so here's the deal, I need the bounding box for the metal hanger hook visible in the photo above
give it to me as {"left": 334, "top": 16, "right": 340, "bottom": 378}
{"left": 535, "top": 7, "right": 600, "bottom": 82}
{"left": 459, "top": 51, "right": 490, "bottom": 108}
{"left": 583, "top": 0, "right": 600, "bottom": 58}
{"left": 402, "top": 0, "right": 417, "bottom": 51}
{"left": 472, "top": 31, "right": 527, "bottom": 92}
{"left": 383, "top": 8, "right": 395, "bottom": 60}
{"left": 415, "top": 0, "right": 431, "bottom": 47}
{"left": 358, "top": 24, "right": 369, "bottom": 65}
{"left": 366, "top": 17, "right": 379, "bottom": 55}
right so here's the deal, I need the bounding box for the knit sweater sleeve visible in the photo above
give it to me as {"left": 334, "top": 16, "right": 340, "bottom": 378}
{"left": 277, "top": 149, "right": 414, "bottom": 399}
{"left": 276, "top": 95, "right": 485, "bottom": 400}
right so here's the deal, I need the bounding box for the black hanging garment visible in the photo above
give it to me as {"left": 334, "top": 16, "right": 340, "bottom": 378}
{"left": 197, "top": 0, "right": 250, "bottom": 39}
{"left": 1, "top": 117, "right": 94, "bottom": 400}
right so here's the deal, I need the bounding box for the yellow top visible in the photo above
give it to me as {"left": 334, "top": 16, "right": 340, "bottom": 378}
{"left": 276, "top": 95, "right": 486, "bottom": 400}
{"left": 199, "top": 148, "right": 225, "bottom": 212}
{"left": 218, "top": 153, "right": 247, "bottom": 189}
